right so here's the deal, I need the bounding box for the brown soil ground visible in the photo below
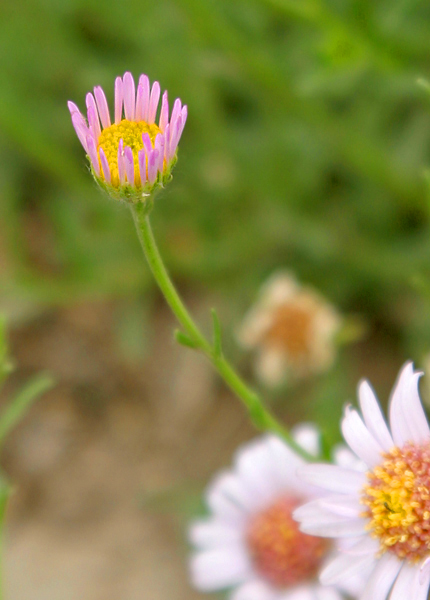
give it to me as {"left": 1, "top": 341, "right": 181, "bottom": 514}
{"left": 2, "top": 299, "right": 255, "bottom": 600}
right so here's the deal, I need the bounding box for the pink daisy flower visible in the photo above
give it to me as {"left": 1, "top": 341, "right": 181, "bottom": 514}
{"left": 294, "top": 362, "right": 430, "bottom": 600}
{"left": 189, "top": 427, "right": 363, "bottom": 600}
{"left": 68, "top": 72, "right": 187, "bottom": 203}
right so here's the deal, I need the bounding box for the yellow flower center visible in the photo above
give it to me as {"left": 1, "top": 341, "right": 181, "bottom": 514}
{"left": 362, "top": 443, "right": 430, "bottom": 562}
{"left": 97, "top": 119, "right": 161, "bottom": 187}
{"left": 246, "top": 496, "right": 329, "bottom": 588}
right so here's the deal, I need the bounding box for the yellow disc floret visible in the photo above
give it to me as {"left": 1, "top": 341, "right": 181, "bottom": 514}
{"left": 97, "top": 119, "right": 161, "bottom": 187}
{"left": 362, "top": 443, "right": 430, "bottom": 562}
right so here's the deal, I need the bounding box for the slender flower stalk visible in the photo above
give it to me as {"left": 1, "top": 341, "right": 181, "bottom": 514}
{"left": 69, "top": 73, "right": 314, "bottom": 461}
{"left": 130, "top": 204, "right": 313, "bottom": 460}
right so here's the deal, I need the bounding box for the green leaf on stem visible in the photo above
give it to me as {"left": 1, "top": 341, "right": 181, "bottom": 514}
{"left": 0, "top": 374, "right": 54, "bottom": 448}
{"left": 174, "top": 329, "right": 200, "bottom": 349}
{"left": 0, "top": 316, "right": 14, "bottom": 391}
{"left": 211, "top": 308, "right": 223, "bottom": 358}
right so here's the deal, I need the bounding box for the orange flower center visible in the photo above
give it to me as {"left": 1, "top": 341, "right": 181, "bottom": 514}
{"left": 263, "top": 304, "right": 313, "bottom": 359}
{"left": 246, "top": 496, "right": 328, "bottom": 588}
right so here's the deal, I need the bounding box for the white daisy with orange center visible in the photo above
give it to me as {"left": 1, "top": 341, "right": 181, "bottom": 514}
{"left": 294, "top": 363, "right": 430, "bottom": 600}
{"left": 68, "top": 72, "right": 187, "bottom": 202}
{"left": 189, "top": 427, "right": 363, "bottom": 600}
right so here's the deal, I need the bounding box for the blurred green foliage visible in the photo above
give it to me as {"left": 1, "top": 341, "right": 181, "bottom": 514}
{"left": 2, "top": 0, "right": 430, "bottom": 434}
{"left": 0, "top": 316, "right": 53, "bottom": 447}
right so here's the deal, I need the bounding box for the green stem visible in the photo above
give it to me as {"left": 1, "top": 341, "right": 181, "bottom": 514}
{"left": 0, "top": 481, "right": 9, "bottom": 600}
{"left": 131, "top": 203, "right": 314, "bottom": 461}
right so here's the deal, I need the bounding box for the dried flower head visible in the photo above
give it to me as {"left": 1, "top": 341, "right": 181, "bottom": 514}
{"left": 68, "top": 72, "right": 187, "bottom": 204}
{"left": 238, "top": 272, "right": 341, "bottom": 387}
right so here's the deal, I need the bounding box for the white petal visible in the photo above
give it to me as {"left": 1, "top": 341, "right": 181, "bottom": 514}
{"left": 298, "top": 464, "right": 366, "bottom": 494}
{"left": 292, "top": 423, "right": 320, "bottom": 457}
{"left": 234, "top": 438, "right": 282, "bottom": 505}
{"left": 189, "top": 548, "right": 252, "bottom": 591}
{"left": 389, "top": 362, "right": 430, "bottom": 446}
{"left": 207, "top": 471, "right": 259, "bottom": 514}
{"left": 314, "top": 588, "right": 342, "bottom": 600}
{"left": 341, "top": 406, "right": 384, "bottom": 467}
{"left": 189, "top": 518, "right": 242, "bottom": 549}
{"left": 230, "top": 579, "right": 275, "bottom": 600}
{"left": 206, "top": 472, "right": 247, "bottom": 524}
{"left": 340, "top": 535, "right": 379, "bottom": 556}
{"left": 265, "top": 436, "right": 316, "bottom": 497}
{"left": 320, "top": 552, "right": 375, "bottom": 586}
{"left": 256, "top": 348, "right": 287, "bottom": 387}
{"left": 300, "top": 517, "right": 366, "bottom": 538}
{"left": 281, "top": 586, "right": 314, "bottom": 600}
{"left": 420, "top": 557, "right": 430, "bottom": 585}
{"left": 361, "top": 553, "right": 402, "bottom": 600}
{"left": 293, "top": 495, "right": 361, "bottom": 521}
{"left": 359, "top": 380, "right": 394, "bottom": 451}
{"left": 332, "top": 445, "right": 367, "bottom": 471}
{"left": 320, "top": 494, "right": 362, "bottom": 517}
{"left": 389, "top": 561, "right": 430, "bottom": 600}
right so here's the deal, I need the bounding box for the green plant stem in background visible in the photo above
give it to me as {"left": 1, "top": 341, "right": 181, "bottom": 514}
{"left": 0, "top": 481, "right": 9, "bottom": 600}
{"left": 131, "top": 203, "right": 314, "bottom": 461}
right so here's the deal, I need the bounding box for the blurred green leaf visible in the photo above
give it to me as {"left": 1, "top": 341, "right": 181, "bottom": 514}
{"left": 0, "top": 374, "right": 54, "bottom": 447}
{"left": 211, "top": 308, "right": 223, "bottom": 358}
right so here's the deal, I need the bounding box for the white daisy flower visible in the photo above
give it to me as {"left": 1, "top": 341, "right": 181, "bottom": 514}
{"left": 238, "top": 272, "right": 341, "bottom": 387}
{"left": 189, "top": 425, "right": 359, "bottom": 600}
{"left": 294, "top": 362, "right": 430, "bottom": 600}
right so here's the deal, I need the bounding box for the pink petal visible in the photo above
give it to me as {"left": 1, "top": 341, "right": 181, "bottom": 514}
{"left": 135, "top": 83, "right": 145, "bottom": 121}
{"left": 99, "top": 147, "right": 111, "bottom": 183}
{"left": 86, "top": 135, "right": 100, "bottom": 176}
{"left": 147, "top": 149, "right": 159, "bottom": 184}
{"left": 114, "top": 76, "right": 123, "bottom": 124}
{"left": 159, "top": 91, "right": 169, "bottom": 131}
{"left": 168, "top": 115, "right": 182, "bottom": 159}
{"left": 178, "top": 105, "right": 187, "bottom": 137}
{"left": 117, "top": 138, "right": 125, "bottom": 184}
{"left": 170, "top": 97, "right": 182, "bottom": 125}
{"left": 123, "top": 72, "right": 135, "bottom": 121}
{"left": 148, "top": 81, "right": 160, "bottom": 124}
{"left": 137, "top": 74, "right": 150, "bottom": 121}
{"left": 138, "top": 148, "right": 147, "bottom": 184}
{"left": 154, "top": 134, "right": 165, "bottom": 172}
{"left": 142, "top": 132, "right": 153, "bottom": 155}
{"left": 86, "top": 93, "right": 101, "bottom": 140}
{"left": 67, "top": 101, "right": 84, "bottom": 119}
{"left": 123, "top": 146, "right": 135, "bottom": 185}
{"left": 93, "top": 86, "right": 111, "bottom": 129}
{"left": 163, "top": 123, "right": 171, "bottom": 161}
{"left": 87, "top": 106, "right": 101, "bottom": 143}
{"left": 71, "top": 113, "right": 90, "bottom": 152}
